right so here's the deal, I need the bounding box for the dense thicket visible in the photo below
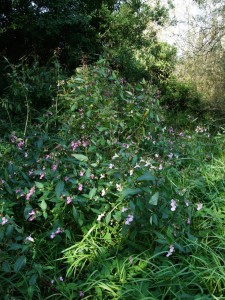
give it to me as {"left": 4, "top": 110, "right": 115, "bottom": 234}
{"left": 0, "top": 0, "right": 177, "bottom": 115}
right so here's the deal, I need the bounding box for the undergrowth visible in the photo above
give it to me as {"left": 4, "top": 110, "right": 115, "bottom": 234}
{"left": 0, "top": 60, "right": 225, "bottom": 299}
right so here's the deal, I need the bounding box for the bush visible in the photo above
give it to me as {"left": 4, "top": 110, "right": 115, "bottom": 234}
{"left": 0, "top": 60, "right": 223, "bottom": 299}
{"left": 160, "top": 77, "right": 203, "bottom": 111}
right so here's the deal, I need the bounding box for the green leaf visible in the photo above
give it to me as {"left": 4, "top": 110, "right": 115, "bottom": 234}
{"left": 72, "top": 206, "right": 79, "bottom": 222}
{"left": 2, "top": 261, "right": 11, "bottom": 273}
{"left": 35, "top": 181, "right": 44, "bottom": 189}
{"left": 149, "top": 192, "right": 159, "bottom": 205}
{"left": 55, "top": 181, "right": 64, "bottom": 198}
{"left": 137, "top": 171, "right": 155, "bottom": 182}
{"left": 14, "top": 255, "right": 26, "bottom": 272}
{"left": 29, "top": 274, "right": 38, "bottom": 286}
{"left": 40, "top": 200, "right": 47, "bottom": 211}
{"left": 121, "top": 188, "right": 142, "bottom": 199}
{"left": 106, "top": 212, "right": 111, "bottom": 224}
{"left": 71, "top": 154, "right": 88, "bottom": 161}
{"left": 89, "top": 188, "right": 97, "bottom": 199}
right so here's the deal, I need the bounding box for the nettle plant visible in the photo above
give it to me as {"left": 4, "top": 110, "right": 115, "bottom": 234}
{"left": 0, "top": 60, "right": 204, "bottom": 294}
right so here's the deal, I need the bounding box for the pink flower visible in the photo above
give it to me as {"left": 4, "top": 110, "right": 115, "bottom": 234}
{"left": 26, "top": 186, "right": 35, "bottom": 200}
{"left": 28, "top": 210, "right": 36, "bottom": 221}
{"left": 50, "top": 232, "right": 56, "bottom": 239}
{"left": 17, "top": 140, "right": 24, "bottom": 149}
{"left": 187, "top": 218, "right": 191, "bottom": 224}
{"left": 125, "top": 214, "right": 134, "bottom": 225}
{"left": 79, "top": 171, "right": 84, "bottom": 177}
{"left": 26, "top": 235, "right": 34, "bottom": 242}
{"left": 79, "top": 291, "right": 84, "bottom": 298}
{"left": 171, "top": 199, "right": 177, "bottom": 211}
{"left": 66, "top": 197, "right": 72, "bottom": 204}
{"left": 166, "top": 245, "right": 175, "bottom": 257}
{"left": 40, "top": 173, "right": 45, "bottom": 179}
{"left": 197, "top": 203, "right": 203, "bottom": 211}
{"left": 52, "top": 164, "right": 57, "bottom": 171}
{"left": 1, "top": 216, "right": 8, "bottom": 225}
{"left": 64, "top": 176, "right": 70, "bottom": 182}
{"left": 78, "top": 183, "right": 83, "bottom": 191}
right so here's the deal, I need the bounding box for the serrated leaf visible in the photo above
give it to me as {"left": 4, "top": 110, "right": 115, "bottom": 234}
{"left": 71, "top": 154, "right": 88, "bottom": 161}
{"left": 14, "top": 255, "right": 26, "bottom": 272}
{"left": 149, "top": 192, "right": 159, "bottom": 205}
{"left": 55, "top": 181, "right": 64, "bottom": 198}
{"left": 137, "top": 171, "right": 155, "bottom": 182}
{"left": 89, "top": 188, "right": 97, "bottom": 199}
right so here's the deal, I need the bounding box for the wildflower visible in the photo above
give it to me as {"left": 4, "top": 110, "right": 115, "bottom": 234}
{"left": 71, "top": 140, "right": 80, "bottom": 151}
{"left": 50, "top": 232, "right": 56, "bottom": 239}
{"left": 155, "top": 154, "right": 159, "bottom": 158}
{"left": 45, "top": 154, "right": 50, "bottom": 160}
{"left": 79, "top": 291, "right": 84, "bottom": 298}
{"left": 197, "top": 203, "right": 203, "bottom": 211}
{"left": 168, "top": 153, "right": 173, "bottom": 159}
{"left": 97, "top": 213, "right": 105, "bottom": 221}
{"left": 179, "top": 132, "right": 184, "bottom": 137}
{"left": 64, "top": 176, "right": 70, "bottom": 182}
{"left": 17, "top": 140, "right": 24, "bottom": 149}
{"left": 79, "top": 171, "right": 84, "bottom": 177}
{"left": 116, "top": 183, "right": 122, "bottom": 192}
{"left": 101, "top": 189, "right": 106, "bottom": 197}
{"left": 129, "top": 169, "right": 134, "bottom": 176}
{"left": 52, "top": 164, "right": 57, "bottom": 171}
{"left": 15, "top": 189, "right": 21, "bottom": 194}
{"left": 187, "top": 218, "right": 191, "bottom": 225}
{"left": 50, "top": 280, "right": 54, "bottom": 285}
{"left": 100, "top": 174, "right": 105, "bottom": 179}
{"left": 134, "top": 163, "right": 140, "bottom": 169}
{"left": 171, "top": 199, "right": 177, "bottom": 211}
{"left": 1, "top": 216, "right": 8, "bottom": 225}
{"left": 58, "top": 276, "right": 64, "bottom": 282}
{"left": 82, "top": 140, "right": 88, "bottom": 147}
{"left": 122, "top": 207, "right": 128, "bottom": 212}
{"left": 125, "top": 214, "right": 134, "bottom": 225}
{"left": 40, "top": 173, "right": 45, "bottom": 179}
{"left": 28, "top": 210, "right": 36, "bottom": 221}
{"left": 78, "top": 183, "right": 83, "bottom": 191}
{"left": 26, "top": 186, "right": 35, "bottom": 200}
{"left": 26, "top": 235, "right": 34, "bottom": 242}
{"left": 122, "top": 143, "right": 129, "bottom": 148}
{"left": 109, "top": 163, "right": 114, "bottom": 169}
{"left": 55, "top": 227, "right": 63, "bottom": 234}
{"left": 66, "top": 196, "right": 72, "bottom": 204}
{"left": 166, "top": 245, "right": 175, "bottom": 257}
{"left": 158, "top": 164, "right": 163, "bottom": 170}
{"left": 24, "top": 152, "right": 28, "bottom": 158}
{"left": 112, "top": 153, "right": 119, "bottom": 160}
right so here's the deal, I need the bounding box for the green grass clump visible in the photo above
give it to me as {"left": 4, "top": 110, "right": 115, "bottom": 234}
{"left": 0, "top": 60, "right": 225, "bottom": 299}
